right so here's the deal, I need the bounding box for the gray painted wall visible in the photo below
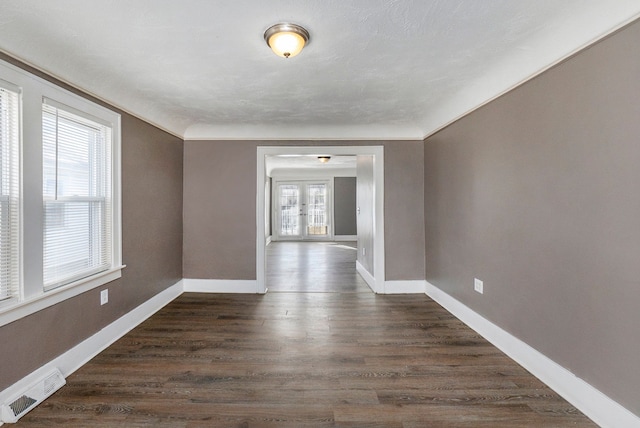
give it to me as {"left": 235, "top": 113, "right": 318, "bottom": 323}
{"left": 334, "top": 177, "right": 357, "bottom": 236}
{"left": 424, "top": 21, "right": 640, "bottom": 416}
{"left": 385, "top": 140, "right": 426, "bottom": 280}
{"left": 183, "top": 141, "right": 257, "bottom": 280}
{"left": 0, "top": 54, "right": 184, "bottom": 391}
{"left": 183, "top": 140, "right": 425, "bottom": 281}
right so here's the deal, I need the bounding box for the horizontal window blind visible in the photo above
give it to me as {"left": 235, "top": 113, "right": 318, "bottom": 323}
{"left": 42, "top": 102, "right": 112, "bottom": 289}
{"left": 0, "top": 85, "right": 20, "bottom": 302}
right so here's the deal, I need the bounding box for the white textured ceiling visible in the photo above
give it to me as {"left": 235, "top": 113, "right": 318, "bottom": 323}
{"left": 266, "top": 155, "right": 356, "bottom": 175}
{"left": 0, "top": 1, "right": 639, "bottom": 140}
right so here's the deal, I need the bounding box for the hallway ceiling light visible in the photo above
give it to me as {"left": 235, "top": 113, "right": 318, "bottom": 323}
{"left": 264, "top": 23, "right": 310, "bottom": 58}
{"left": 318, "top": 156, "right": 331, "bottom": 163}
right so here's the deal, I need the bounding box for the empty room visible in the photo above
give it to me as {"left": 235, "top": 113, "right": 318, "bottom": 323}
{"left": 0, "top": 1, "right": 639, "bottom": 427}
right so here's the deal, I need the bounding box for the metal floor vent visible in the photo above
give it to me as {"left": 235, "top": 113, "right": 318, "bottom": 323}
{"left": 8, "top": 396, "right": 36, "bottom": 417}
{"left": 1, "top": 368, "right": 65, "bottom": 423}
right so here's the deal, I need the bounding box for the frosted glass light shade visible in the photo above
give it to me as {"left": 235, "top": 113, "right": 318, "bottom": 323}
{"left": 264, "top": 23, "right": 309, "bottom": 58}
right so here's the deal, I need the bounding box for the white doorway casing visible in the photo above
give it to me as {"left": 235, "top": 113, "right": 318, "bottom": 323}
{"left": 256, "top": 146, "right": 385, "bottom": 294}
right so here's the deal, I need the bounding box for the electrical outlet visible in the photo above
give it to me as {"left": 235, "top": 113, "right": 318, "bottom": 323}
{"left": 100, "top": 289, "right": 109, "bottom": 305}
{"left": 474, "top": 278, "right": 483, "bottom": 294}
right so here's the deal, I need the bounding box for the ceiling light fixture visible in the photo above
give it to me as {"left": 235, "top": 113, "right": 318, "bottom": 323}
{"left": 318, "top": 156, "right": 331, "bottom": 163}
{"left": 264, "top": 23, "right": 310, "bottom": 58}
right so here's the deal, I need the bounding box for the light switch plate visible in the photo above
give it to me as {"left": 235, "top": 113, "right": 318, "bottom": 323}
{"left": 100, "top": 289, "right": 108, "bottom": 305}
{"left": 474, "top": 278, "right": 483, "bottom": 294}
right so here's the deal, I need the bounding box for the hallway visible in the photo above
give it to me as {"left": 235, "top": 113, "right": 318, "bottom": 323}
{"left": 266, "top": 242, "right": 370, "bottom": 293}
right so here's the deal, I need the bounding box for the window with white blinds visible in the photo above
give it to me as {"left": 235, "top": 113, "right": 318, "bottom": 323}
{"left": 0, "top": 85, "right": 19, "bottom": 302}
{"left": 42, "top": 100, "right": 112, "bottom": 289}
{"left": 0, "top": 59, "right": 122, "bottom": 327}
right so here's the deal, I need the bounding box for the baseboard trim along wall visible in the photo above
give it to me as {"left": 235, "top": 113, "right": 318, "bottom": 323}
{"left": 334, "top": 235, "right": 357, "bottom": 241}
{"left": 183, "top": 279, "right": 259, "bottom": 294}
{"left": 0, "top": 281, "right": 183, "bottom": 424}
{"left": 355, "top": 260, "right": 377, "bottom": 293}
{"left": 424, "top": 280, "right": 640, "bottom": 428}
{"left": 384, "top": 280, "right": 425, "bottom": 294}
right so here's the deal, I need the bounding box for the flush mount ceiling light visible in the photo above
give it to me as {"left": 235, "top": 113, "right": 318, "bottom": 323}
{"left": 264, "top": 23, "right": 310, "bottom": 58}
{"left": 318, "top": 156, "right": 331, "bottom": 163}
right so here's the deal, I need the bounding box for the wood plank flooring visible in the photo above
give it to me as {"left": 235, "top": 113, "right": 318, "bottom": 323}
{"left": 16, "top": 242, "right": 595, "bottom": 427}
{"left": 267, "top": 242, "right": 369, "bottom": 293}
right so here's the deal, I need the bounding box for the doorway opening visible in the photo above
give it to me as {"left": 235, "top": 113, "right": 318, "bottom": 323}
{"left": 256, "top": 146, "right": 385, "bottom": 294}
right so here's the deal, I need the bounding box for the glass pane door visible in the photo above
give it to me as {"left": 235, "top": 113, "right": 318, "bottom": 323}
{"left": 306, "top": 183, "right": 327, "bottom": 237}
{"left": 279, "top": 184, "right": 300, "bottom": 237}
{"left": 275, "top": 181, "right": 330, "bottom": 240}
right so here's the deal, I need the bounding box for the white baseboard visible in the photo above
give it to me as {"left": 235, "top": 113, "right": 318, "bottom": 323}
{"left": 183, "top": 279, "right": 259, "bottom": 293}
{"left": 0, "top": 280, "right": 183, "bottom": 421}
{"left": 424, "top": 281, "right": 640, "bottom": 428}
{"left": 384, "top": 280, "right": 425, "bottom": 294}
{"left": 334, "top": 235, "right": 357, "bottom": 241}
{"left": 356, "top": 261, "right": 376, "bottom": 292}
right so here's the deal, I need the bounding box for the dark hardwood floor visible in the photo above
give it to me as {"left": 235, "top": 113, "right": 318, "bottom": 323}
{"left": 17, "top": 242, "right": 595, "bottom": 427}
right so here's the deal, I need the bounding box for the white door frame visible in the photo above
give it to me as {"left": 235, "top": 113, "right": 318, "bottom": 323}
{"left": 256, "top": 146, "right": 385, "bottom": 294}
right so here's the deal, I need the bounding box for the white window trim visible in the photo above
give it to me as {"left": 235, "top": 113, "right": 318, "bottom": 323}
{"left": 0, "top": 59, "right": 123, "bottom": 328}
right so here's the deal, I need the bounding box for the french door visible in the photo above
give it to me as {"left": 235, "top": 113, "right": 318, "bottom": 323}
{"left": 275, "top": 181, "right": 331, "bottom": 240}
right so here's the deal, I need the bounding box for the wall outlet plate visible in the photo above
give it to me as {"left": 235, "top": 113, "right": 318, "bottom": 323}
{"left": 100, "top": 289, "right": 108, "bottom": 305}
{"left": 474, "top": 278, "right": 484, "bottom": 294}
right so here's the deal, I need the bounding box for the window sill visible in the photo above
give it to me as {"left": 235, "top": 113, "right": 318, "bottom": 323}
{"left": 0, "top": 265, "right": 126, "bottom": 328}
